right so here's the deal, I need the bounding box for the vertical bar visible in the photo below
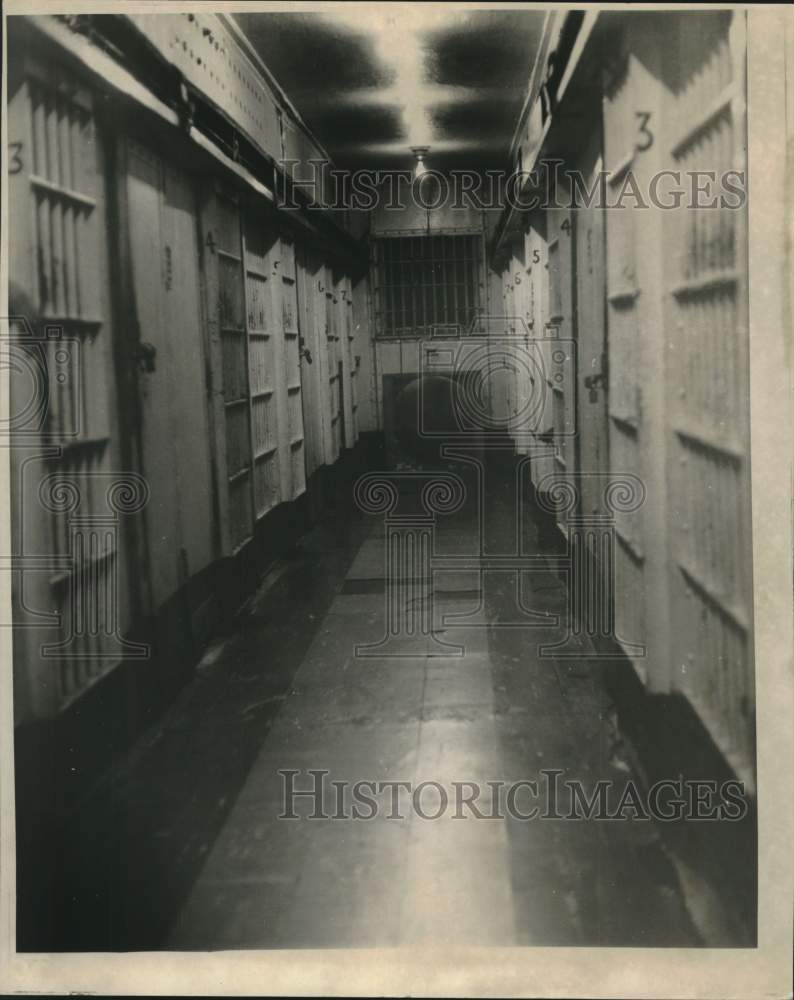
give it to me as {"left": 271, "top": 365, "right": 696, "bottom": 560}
{"left": 410, "top": 237, "right": 418, "bottom": 335}
{"left": 46, "top": 92, "right": 66, "bottom": 317}
{"left": 461, "top": 236, "right": 471, "bottom": 330}
{"left": 378, "top": 239, "right": 387, "bottom": 336}
{"left": 71, "top": 108, "right": 85, "bottom": 316}
{"left": 239, "top": 210, "right": 257, "bottom": 527}
{"left": 386, "top": 239, "right": 394, "bottom": 337}
{"left": 416, "top": 237, "right": 425, "bottom": 334}
{"left": 60, "top": 98, "right": 77, "bottom": 318}
{"left": 447, "top": 236, "right": 454, "bottom": 325}
{"left": 451, "top": 236, "right": 460, "bottom": 328}
{"left": 426, "top": 235, "right": 433, "bottom": 329}
{"left": 398, "top": 237, "right": 407, "bottom": 336}
{"left": 388, "top": 240, "right": 396, "bottom": 337}
{"left": 415, "top": 237, "right": 422, "bottom": 334}
{"left": 28, "top": 78, "right": 41, "bottom": 176}
{"left": 33, "top": 93, "right": 51, "bottom": 313}
{"left": 387, "top": 240, "right": 395, "bottom": 334}
{"left": 463, "top": 236, "right": 470, "bottom": 327}
{"left": 418, "top": 236, "right": 426, "bottom": 334}
{"left": 380, "top": 239, "right": 387, "bottom": 336}
{"left": 429, "top": 234, "right": 438, "bottom": 330}
{"left": 439, "top": 235, "right": 447, "bottom": 325}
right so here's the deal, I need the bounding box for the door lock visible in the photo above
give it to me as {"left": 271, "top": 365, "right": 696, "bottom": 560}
{"left": 583, "top": 371, "right": 607, "bottom": 402}
{"left": 133, "top": 341, "right": 157, "bottom": 373}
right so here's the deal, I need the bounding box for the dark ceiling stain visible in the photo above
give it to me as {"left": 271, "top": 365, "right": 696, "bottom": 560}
{"left": 430, "top": 98, "right": 519, "bottom": 142}
{"left": 234, "top": 13, "right": 393, "bottom": 95}
{"left": 425, "top": 12, "right": 542, "bottom": 88}
{"left": 233, "top": 10, "right": 544, "bottom": 173}
{"left": 307, "top": 105, "right": 405, "bottom": 148}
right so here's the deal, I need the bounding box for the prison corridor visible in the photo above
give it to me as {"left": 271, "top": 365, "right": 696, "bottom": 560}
{"left": 7, "top": 7, "right": 769, "bottom": 963}
{"left": 19, "top": 459, "right": 699, "bottom": 951}
{"left": 172, "top": 474, "right": 699, "bottom": 948}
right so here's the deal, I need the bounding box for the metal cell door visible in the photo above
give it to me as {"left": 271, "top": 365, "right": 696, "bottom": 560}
{"left": 278, "top": 236, "right": 307, "bottom": 498}
{"left": 525, "top": 218, "right": 555, "bottom": 485}
{"left": 310, "top": 262, "right": 336, "bottom": 467}
{"left": 7, "top": 58, "right": 142, "bottom": 717}
{"left": 295, "top": 247, "right": 323, "bottom": 479}
{"left": 326, "top": 268, "right": 343, "bottom": 459}
{"left": 664, "top": 11, "right": 754, "bottom": 785}
{"left": 574, "top": 125, "right": 609, "bottom": 518}
{"left": 242, "top": 216, "right": 285, "bottom": 516}
{"left": 602, "top": 40, "right": 655, "bottom": 681}
{"left": 546, "top": 190, "right": 576, "bottom": 531}
{"left": 123, "top": 140, "right": 215, "bottom": 609}
{"left": 340, "top": 275, "right": 359, "bottom": 447}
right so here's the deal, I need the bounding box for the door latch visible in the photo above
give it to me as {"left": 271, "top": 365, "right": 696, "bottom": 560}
{"left": 583, "top": 370, "right": 607, "bottom": 402}
{"left": 133, "top": 341, "right": 157, "bottom": 373}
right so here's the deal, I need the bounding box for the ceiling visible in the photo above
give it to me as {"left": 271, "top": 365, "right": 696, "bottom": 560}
{"left": 234, "top": 7, "right": 545, "bottom": 174}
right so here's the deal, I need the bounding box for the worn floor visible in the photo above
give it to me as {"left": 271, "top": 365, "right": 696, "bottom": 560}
{"left": 21, "top": 459, "right": 700, "bottom": 950}
{"left": 161, "top": 462, "right": 698, "bottom": 949}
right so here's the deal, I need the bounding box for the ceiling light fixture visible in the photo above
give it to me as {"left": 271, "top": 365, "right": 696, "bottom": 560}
{"left": 411, "top": 146, "right": 430, "bottom": 179}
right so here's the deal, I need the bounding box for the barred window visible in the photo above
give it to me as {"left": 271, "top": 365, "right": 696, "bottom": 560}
{"left": 373, "top": 234, "right": 484, "bottom": 337}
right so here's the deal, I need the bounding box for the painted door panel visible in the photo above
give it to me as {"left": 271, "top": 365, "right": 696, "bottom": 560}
{"left": 125, "top": 141, "right": 214, "bottom": 607}
{"left": 8, "top": 59, "right": 134, "bottom": 716}
{"left": 574, "top": 128, "right": 609, "bottom": 519}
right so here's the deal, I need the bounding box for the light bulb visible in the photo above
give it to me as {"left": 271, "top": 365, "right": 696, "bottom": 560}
{"left": 411, "top": 146, "right": 430, "bottom": 179}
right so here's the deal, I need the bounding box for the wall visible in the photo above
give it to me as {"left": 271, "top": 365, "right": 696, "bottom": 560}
{"left": 370, "top": 191, "right": 489, "bottom": 237}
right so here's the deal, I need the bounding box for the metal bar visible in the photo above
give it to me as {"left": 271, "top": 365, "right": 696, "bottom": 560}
{"left": 398, "top": 237, "right": 407, "bottom": 335}
{"left": 441, "top": 235, "right": 448, "bottom": 324}
{"left": 451, "top": 237, "right": 460, "bottom": 328}
{"left": 239, "top": 213, "right": 258, "bottom": 522}
{"left": 29, "top": 173, "right": 97, "bottom": 211}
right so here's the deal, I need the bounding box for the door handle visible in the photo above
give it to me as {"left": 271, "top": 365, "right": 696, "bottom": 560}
{"left": 584, "top": 372, "right": 607, "bottom": 402}
{"left": 133, "top": 341, "right": 157, "bottom": 373}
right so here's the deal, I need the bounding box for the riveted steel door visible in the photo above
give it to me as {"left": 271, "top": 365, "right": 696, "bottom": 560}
{"left": 574, "top": 124, "right": 609, "bottom": 519}
{"left": 7, "top": 54, "right": 140, "bottom": 717}
{"left": 546, "top": 182, "right": 576, "bottom": 531}
{"left": 663, "top": 11, "right": 754, "bottom": 786}
{"left": 124, "top": 140, "right": 215, "bottom": 607}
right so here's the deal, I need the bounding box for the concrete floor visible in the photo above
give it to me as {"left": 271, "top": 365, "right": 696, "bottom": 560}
{"left": 19, "top": 458, "right": 701, "bottom": 950}
{"left": 163, "top": 464, "right": 699, "bottom": 949}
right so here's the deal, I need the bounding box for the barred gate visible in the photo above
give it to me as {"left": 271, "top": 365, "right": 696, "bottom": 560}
{"left": 665, "top": 12, "right": 754, "bottom": 785}
{"left": 602, "top": 11, "right": 754, "bottom": 783}
{"left": 7, "top": 58, "right": 139, "bottom": 718}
